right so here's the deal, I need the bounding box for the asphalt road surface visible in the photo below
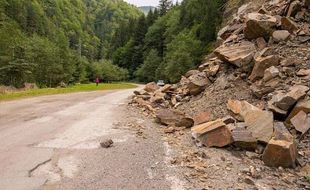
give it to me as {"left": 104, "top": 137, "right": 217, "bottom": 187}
{"left": 0, "top": 88, "right": 186, "bottom": 190}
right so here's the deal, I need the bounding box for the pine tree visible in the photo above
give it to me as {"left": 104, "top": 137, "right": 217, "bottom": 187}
{"left": 158, "top": 0, "right": 173, "bottom": 16}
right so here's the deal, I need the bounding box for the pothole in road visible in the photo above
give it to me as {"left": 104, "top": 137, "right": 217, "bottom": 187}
{"left": 29, "top": 155, "right": 79, "bottom": 184}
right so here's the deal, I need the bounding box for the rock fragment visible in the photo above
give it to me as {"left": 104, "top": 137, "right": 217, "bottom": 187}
{"left": 232, "top": 125, "right": 257, "bottom": 150}
{"left": 156, "top": 109, "right": 194, "bottom": 128}
{"left": 187, "top": 72, "right": 211, "bottom": 95}
{"left": 144, "top": 82, "right": 159, "bottom": 93}
{"left": 272, "top": 30, "right": 290, "bottom": 42}
{"left": 227, "top": 100, "right": 274, "bottom": 143}
{"left": 286, "top": 99, "right": 310, "bottom": 123}
{"left": 272, "top": 85, "right": 309, "bottom": 111}
{"left": 244, "top": 13, "right": 277, "bottom": 40}
{"left": 100, "top": 139, "right": 114, "bottom": 148}
{"left": 193, "top": 111, "right": 213, "bottom": 125}
{"left": 263, "top": 66, "right": 279, "bottom": 82}
{"left": 290, "top": 111, "right": 310, "bottom": 134}
{"left": 191, "top": 119, "right": 233, "bottom": 147}
{"left": 249, "top": 55, "right": 280, "bottom": 82}
{"left": 281, "top": 17, "right": 299, "bottom": 33}
{"left": 214, "top": 41, "right": 256, "bottom": 68}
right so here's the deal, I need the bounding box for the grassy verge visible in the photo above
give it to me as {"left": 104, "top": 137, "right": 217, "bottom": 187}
{"left": 0, "top": 83, "right": 137, "bottom": 101}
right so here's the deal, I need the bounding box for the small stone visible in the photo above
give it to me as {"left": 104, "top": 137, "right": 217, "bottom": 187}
{"left": 286, "top": 1, "right": 302, "bottom": 17}
{"left": 297, "top": 69, "right": 310, "bottom": 77}
{"left": 244, "top": 177, "right": 255, "bottom": 185}
{"left": 263, "top": 66, "right": 279, "bottom": 82}
{"left": 100, "top": 139, "right": 114, "bottom": 148}
{"left": 185, "top": 70, "right": 200, "bottom": 78}
{"left": 256, "top": 37, "right": 267, "bottom": 50}
{"left": 272, "top": 30, "right": 290, "bottom": 42}
{"left": 164, "top": 126, "right": 176, "bottom": 134}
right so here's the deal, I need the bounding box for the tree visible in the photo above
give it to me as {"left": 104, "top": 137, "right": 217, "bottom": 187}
{"left": 158, "top": 0, "right": 173, "bottom": 16}
{"left": 135, "top": 49, "right": 161, "bottom": 82}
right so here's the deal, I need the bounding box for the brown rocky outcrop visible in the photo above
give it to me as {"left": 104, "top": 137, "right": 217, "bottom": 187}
{"left": 214, "top": 41, "right": 256, "bottom": 68}
{"left": 244, "top": 13, "right": 277, "bottom": 40}
{"left": 249, "top": 55, "right": 280, "bottom": 82}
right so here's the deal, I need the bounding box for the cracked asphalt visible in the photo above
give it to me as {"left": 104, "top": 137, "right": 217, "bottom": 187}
{"left": 0, "top": 88, "right": 186, "bottom": 190}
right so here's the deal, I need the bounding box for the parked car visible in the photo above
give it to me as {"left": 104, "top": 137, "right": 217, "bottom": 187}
{"left": 157, "top": 80, "right": 165, "bottom": 86}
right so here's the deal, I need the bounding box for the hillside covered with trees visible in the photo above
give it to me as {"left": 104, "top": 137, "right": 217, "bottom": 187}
{"left": 0, "top": 0, "right": 225, "bottom": 87}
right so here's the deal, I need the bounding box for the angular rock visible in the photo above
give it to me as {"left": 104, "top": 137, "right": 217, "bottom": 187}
{"left": 273, "top": 122, "right": 294, "bottom": 142}
{"left": 256, "top": 37, "right": 267, "bottom": 50}
{"left": 286, "top": 99, "right": 310, "bottom": 124}
{"left": 244, "top": 13, "right": 278, "bottom": 40}
{"left": 191, "top": 119, "right": 233, "bottom": 147}
{"left": 144, "top": 82, "right": 159, "bottom": 93}
{"left": 217, "top": 23, "right": 244, "bottom": 40}
{"left": 156, "top": 109, "right": 194, "bottom": 128}
{"left": 297, "top": 69, "right": 310, "bottom": 77}
{"left": 262, "top": 138, "right": 297, "bottom": 168}
{"left": 187, "top": 72, "right": 211, "bottom": 95}
{"left": 272, "top": 30, "right": 290, "bottom": 42}
{"left": 286, "top": 1, "right": 302, "bottom": 17}
{"left": 134, "top": 89, "right": 149, "bottom": 96}
{"left": 251, "top": 83, "right": 275, "bottom": 99}
{"left": 227, "top": 100, "right": 274, "bottom": 143}
{"left": 160, "top": 84, "right": 172, "bottom": 93}
{"left": 249, "top": 55, "right": 280, "bottom": 82}
{"left": 280, "top": 57, "right": 302, "bottom": 66}
{"left": 232, "top": 126, "right": 257, "bottom": 150}
{"left": 290, "top": 111, "right": 310, "bottom": 134}
{"left": 194, "top": 111, "right": 213, "bottom": 125}
{"left": 150, "top": 90, "right": 166, "bottom": 103}
{"left": 185, "top": 70, "right": 200, "bottom": 78}
{"left": 281, "top": 17, "right": 299, "bottom": 33}
{"left": 263, "top": 66, "right": 279, "bottom": 82}
{"left": 273, "top": 85, "right": 309, "bottom": 111}
{"left": 214, "top": 41, "right": 256, "bottom": 68}
{"left": 204, "top": 63, "right": 220, "bottom": 77}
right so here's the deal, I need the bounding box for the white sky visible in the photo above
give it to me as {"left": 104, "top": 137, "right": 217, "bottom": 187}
{"left": 124, "top": 0, "right": 179, "bottom": 7}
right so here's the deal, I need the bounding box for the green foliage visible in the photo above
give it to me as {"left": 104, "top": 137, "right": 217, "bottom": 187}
{"left": 91, "top": 60, "right": 129, "bottom": 82}
{"left": 164, "top": 31, "right": 201, "bottom": 83}
{"left": 135, "top": 49, "right": 162, "bottom": 82}
{"left": 0, "top": 0, "right": 141, "bottom": 87}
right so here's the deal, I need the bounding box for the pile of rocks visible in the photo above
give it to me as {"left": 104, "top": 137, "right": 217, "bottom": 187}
{"left": 131, "top": 0, "right": 310, "bottom": 170}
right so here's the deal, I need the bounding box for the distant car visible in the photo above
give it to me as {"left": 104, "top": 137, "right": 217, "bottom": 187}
{"left": 157, "top": 80, "right": 165, "bottom": 86}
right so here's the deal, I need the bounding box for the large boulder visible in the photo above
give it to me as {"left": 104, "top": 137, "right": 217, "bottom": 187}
{"left": 244, "top": 13, "right": 278, "bottom": 40}
{"left": 214, "top": 41, "right": 256, "bottom": 68}
{"left": 262, "top": 123, "right": 297, "bottom": 168}
{"left": 187, "top": 72, "right": 211, "bottom": 95}
{"left": 249, "top": 55, "right": 280, "bottom": 82}
{"left": 144, "top": 82, "right": 159, "bottom": 93}
{"left": 227, "top": 100, "right": 274, "bottom": 143}
{"left": 192, "top": 119, "right": 233, "bottom": 147}
{"left": 155, "top": 109, "right": 194, "bottom": 128}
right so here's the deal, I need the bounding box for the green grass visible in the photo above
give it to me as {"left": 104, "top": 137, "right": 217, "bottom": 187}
{"left": 0, "top": 83, "right": 137, "bottom": 101}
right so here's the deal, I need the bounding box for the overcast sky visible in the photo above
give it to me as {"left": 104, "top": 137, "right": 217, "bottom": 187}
{"left": 124, "top": 0, "right": 179, "bottom": 7}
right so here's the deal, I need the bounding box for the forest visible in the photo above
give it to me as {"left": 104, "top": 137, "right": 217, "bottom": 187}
{"left": 0, "top": 0, "right": 225, "bottom": 87}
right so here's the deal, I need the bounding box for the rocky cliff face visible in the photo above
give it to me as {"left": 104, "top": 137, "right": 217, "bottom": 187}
{"left": 130, "top": 0, "right": 310, "bottom": 188}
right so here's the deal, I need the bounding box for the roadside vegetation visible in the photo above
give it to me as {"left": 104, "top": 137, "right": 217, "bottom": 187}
{"left": 0, "top": 83, "right": 136, "bottom": 101}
